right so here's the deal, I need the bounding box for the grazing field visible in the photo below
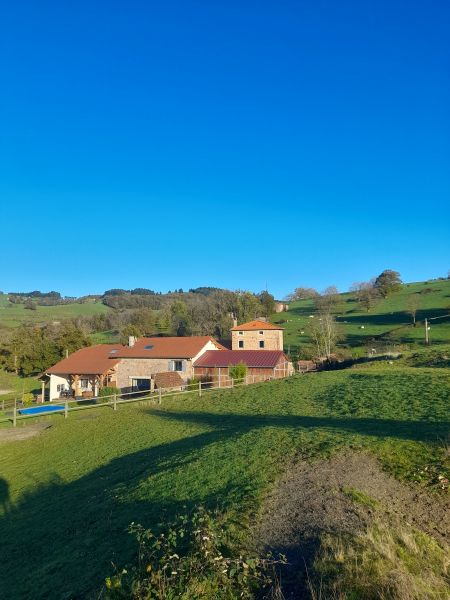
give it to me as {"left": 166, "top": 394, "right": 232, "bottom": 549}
{"left": 0, "top": 295, "right": 111, "bottom": 328}
{"left": 273, "top": 279, "right": 450, "bottom": 354}
{"left": 0, "top": 363, "right": 448, "bottom": 599}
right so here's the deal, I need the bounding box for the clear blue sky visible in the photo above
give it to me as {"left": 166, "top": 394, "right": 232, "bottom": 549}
{"left": 1, "top": 1, "right": 449, "bottom": 299}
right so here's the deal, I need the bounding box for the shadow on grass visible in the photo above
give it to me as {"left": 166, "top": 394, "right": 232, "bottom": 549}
{"left": 0, "top": 409, "right": 448, "bottom": 599}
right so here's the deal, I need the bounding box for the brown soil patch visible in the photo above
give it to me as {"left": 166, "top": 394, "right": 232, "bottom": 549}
{"left": 0, "top": 423, "right": 52, "bottom": 442}
{"left": 255, "top": 451, "right": 450, "bottom": 597}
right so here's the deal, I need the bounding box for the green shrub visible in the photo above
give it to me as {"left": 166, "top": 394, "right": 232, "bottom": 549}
{"left": 98, "top": 386, "right": 120, "bottom": 398}
{"left": 103, "top": 507, "right": 283, "bottom": 600}
{"left": 229, "top": 362, "right": 247, "bottom": 381}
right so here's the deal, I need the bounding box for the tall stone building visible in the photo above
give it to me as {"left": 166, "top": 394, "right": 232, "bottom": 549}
{"left": 231, "top": 319, "right": 284, "bottom": 351}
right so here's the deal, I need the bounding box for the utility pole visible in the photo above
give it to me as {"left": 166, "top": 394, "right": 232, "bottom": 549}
{"left": 424, "top": 313, "right": 450, "bottom": 346}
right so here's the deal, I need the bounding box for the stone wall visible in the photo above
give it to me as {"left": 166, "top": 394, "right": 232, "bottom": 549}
{"left": 116, "top": 357, "right": 193, "bottom": 390}
{"left": 231, "top": 329, "right": 283, "bottom": 350}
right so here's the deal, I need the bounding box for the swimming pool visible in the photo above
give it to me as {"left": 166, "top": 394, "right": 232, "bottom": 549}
{"left": 18, "top": 405, "right": 65, "bottom": 415}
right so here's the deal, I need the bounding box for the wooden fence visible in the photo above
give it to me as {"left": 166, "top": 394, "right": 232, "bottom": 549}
{"left": 0, "top": 366, "right": 295, "bottom": 428}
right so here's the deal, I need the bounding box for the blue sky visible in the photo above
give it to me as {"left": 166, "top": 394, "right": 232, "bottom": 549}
{"left": 1, "top": 1, "right": 449, "bottom": 299}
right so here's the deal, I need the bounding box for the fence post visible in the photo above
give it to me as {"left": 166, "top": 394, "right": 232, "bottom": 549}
{"left": 198, "top": 381, "right": 202, "bottom": 397}
{"left": 64, "top": 399, "right": 68, "bottom": 419}
{"left": 13, "top": 400, "right": 17, "bottom": 427}
{"left": 113, "top": 394, "right": 117, "bottom": 411}
{"left": 158, "top": 387, "right": 162, "bottom": 404}
{"left": 231, "top": 377, "right": 234, "bottom": 389}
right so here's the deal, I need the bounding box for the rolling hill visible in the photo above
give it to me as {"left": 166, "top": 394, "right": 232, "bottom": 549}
{"left": 0, "top": 295, "right": 111, "bottom": 329}
{"left": 272, "top": 279, "right": 450, "bottom": 355}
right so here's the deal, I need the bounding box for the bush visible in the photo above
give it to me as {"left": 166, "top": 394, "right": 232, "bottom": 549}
{"left": 103, "top": 507, "right": 283, "bottom": 600}
{"left": 229, "top": 362, "right": 247, "bottom": 381}
{"left": 98, "top": 386, "right": 120, "bottom": 398}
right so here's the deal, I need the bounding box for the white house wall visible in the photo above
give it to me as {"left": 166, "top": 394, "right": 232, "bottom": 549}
{"left": 49, "top": 374, "right": 70, "bottom": 401}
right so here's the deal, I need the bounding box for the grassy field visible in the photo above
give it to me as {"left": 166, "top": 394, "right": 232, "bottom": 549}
{"left": 0, "top": 295, "right": 111, "bottom": 328}
{"left": 0, "top": 363, "right": 448, "bottom": 599}
{"left": 272, "top": 279, "right": 450, "bottom": 354}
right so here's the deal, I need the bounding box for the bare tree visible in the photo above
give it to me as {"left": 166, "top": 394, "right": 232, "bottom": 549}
{"left": 351, "top": 281, "right": 378, "bottom": 312}
{"left": 315, "top": 285, "right": 340, "bottom": 313}
{"left": 309, "top": 311, "right": 342, "bottom": 360}
{"left": 406, "top": 294, "right": 421, "bottom": 326}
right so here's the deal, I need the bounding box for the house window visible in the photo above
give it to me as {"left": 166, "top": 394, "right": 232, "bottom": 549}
{"left": 238, "top": 340, "right": 244, "bottom": 348}
{"left": 259, "top": 331, "right": 264, "bottom": 335}
{"left": 57, "top": 384, "right": 66, "bottom": 392}
{"left": 238, "top": 331, "right": 243, "bottom": 335}
{"left": 259, "top": 340, "right": 265, "bottom": 348}
{"left": 80, "top": 379, "right": 89, "bottom": 389}
{"left": 174, "top": 360, "right": 183, "bottom": 372}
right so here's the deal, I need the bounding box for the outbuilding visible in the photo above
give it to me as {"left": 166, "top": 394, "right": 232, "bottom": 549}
{"left": 193, "top": 349, "right": 293, "bottom": 385}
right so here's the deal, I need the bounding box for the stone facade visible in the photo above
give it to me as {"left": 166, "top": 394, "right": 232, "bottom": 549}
{"left": 116, "top": 357, "right": 194, "bottom": 391}
{"left": 115, "top": 339, "right": 221, "bottom": 391}
{"left": 231, "top": 328, "right": 283, "bottom": 351}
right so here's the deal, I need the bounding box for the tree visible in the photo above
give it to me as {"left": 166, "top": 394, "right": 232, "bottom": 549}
{"left": 229, "top": 361, "right": 247, "bottom": 381}
{"left": 120, "top": 324, "right": 141, "bottom": 345}
{"left": 373, "top": 270, "right": 402, "bottom": 298}
{"left": 308, "top": 312, "right": 342, "bottom": 360}
{"left": 315, "top": 286, "right": 340, "bottom": 313}
{"left": 54, "top": 322, "right": 90, "bottom": 355}
{"left": 170, "top": 300, "right": 192, "bottom": 336}
{"left": 351, "top": 281, "right": 378, "bottom": 312}
{"left": 406, "top": 294, "right": 421, "bottom": 326}
{"left": 257, "top": 291, "right": 275, "bottom": 317}
{"left": 24, "top": 299, "right": 37, "bottom": 310}
{"left": 285, "top": 287, "right": 318, "bottom": 301}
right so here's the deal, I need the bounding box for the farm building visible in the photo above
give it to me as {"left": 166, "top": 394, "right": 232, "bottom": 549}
{"left": 44, "top": 336, "right": 224, "bottom": 400}
{"left": 43, "top": 322, "right": 291, "bottom": 401}
{"left": 274, "top": 301, "right": 289, "bottom": 313}
{"left": 113, "top": 335, "right": 224, "bottom": 392}
{"left": 45, "top": 344, "right": 124, "bottom": 401}
{"left": 193, "top": 349, "right": 293, "bottom": 385}
{"left": 231, "top": 319, "right": 284, "bottom": 350}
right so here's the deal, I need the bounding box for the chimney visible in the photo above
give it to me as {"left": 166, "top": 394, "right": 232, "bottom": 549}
{"left": 128, "top": 335, "right": 137, "bottom": 347}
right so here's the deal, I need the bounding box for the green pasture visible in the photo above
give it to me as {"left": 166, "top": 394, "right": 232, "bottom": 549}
{"left": 273, "top": 279, "right": 450, "bottom": 353}
{"left": 0, "top": 363, "right": 448, "bottom": 599}
{"left": 0, "top": 295, "right": 111, "bottom": 328}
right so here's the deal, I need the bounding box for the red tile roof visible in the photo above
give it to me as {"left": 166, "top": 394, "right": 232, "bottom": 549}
{"left": 47, "top": 344, "right": 125, "bottom": 375}
{"left": 194, "top": 350, "right": 286, "bottom": 368}
{"left": 115, "top": 336, "right": 224, "bottom": 359}
{"left": 231, "top": 319, "right": 283, "bottom": 331}
{"left": 153, "top": 372, "right": 184, "bottom": 389}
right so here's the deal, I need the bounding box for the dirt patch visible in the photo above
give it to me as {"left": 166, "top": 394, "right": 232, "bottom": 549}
{"left": 0, "top": 423, "right": 52, "bottom": 442}
{"left": 255, "top": 451, "right": 450, "bottom": 597}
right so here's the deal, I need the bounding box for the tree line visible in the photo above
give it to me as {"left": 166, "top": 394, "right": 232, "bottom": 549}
{"left": 0, "top": 289, "right": 276, "bottom": 376}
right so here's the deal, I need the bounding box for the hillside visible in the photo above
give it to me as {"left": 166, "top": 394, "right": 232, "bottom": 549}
{"left": 0, "top": 363, "right": 448, "bottom": 598}
{"left": 0, "top": 295, "right": 111, "bottom": 329}
{"left": 272, "top": 279, "right": 450, "bottom": 355}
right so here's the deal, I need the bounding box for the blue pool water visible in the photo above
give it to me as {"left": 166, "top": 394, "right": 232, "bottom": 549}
{"left": 19, "top": 405, "right": 65, "bottom": 415}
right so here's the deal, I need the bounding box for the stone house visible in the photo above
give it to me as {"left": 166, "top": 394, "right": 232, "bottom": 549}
{"left": 231, "top": 319, "right": 284, "bottom": 351}
{"left": 113, "top": 336, "right": 224, "bottom": 392}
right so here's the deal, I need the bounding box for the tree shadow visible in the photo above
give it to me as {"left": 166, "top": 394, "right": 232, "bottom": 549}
{"left": 0, "top": 408, "right": 448, "bottom": 599}
{"left": 0, "top": 478, "right": 11, "bottom": 515}
{"left": 148, "top": 409, "right": 450, "bottom": 444}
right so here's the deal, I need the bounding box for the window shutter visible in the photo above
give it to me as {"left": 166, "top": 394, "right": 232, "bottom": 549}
{"left": 182, "top": 361, "right": 186, "bottom": 372}
{"left": 168, "top": 360, "right": 173, "bottom": 371}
